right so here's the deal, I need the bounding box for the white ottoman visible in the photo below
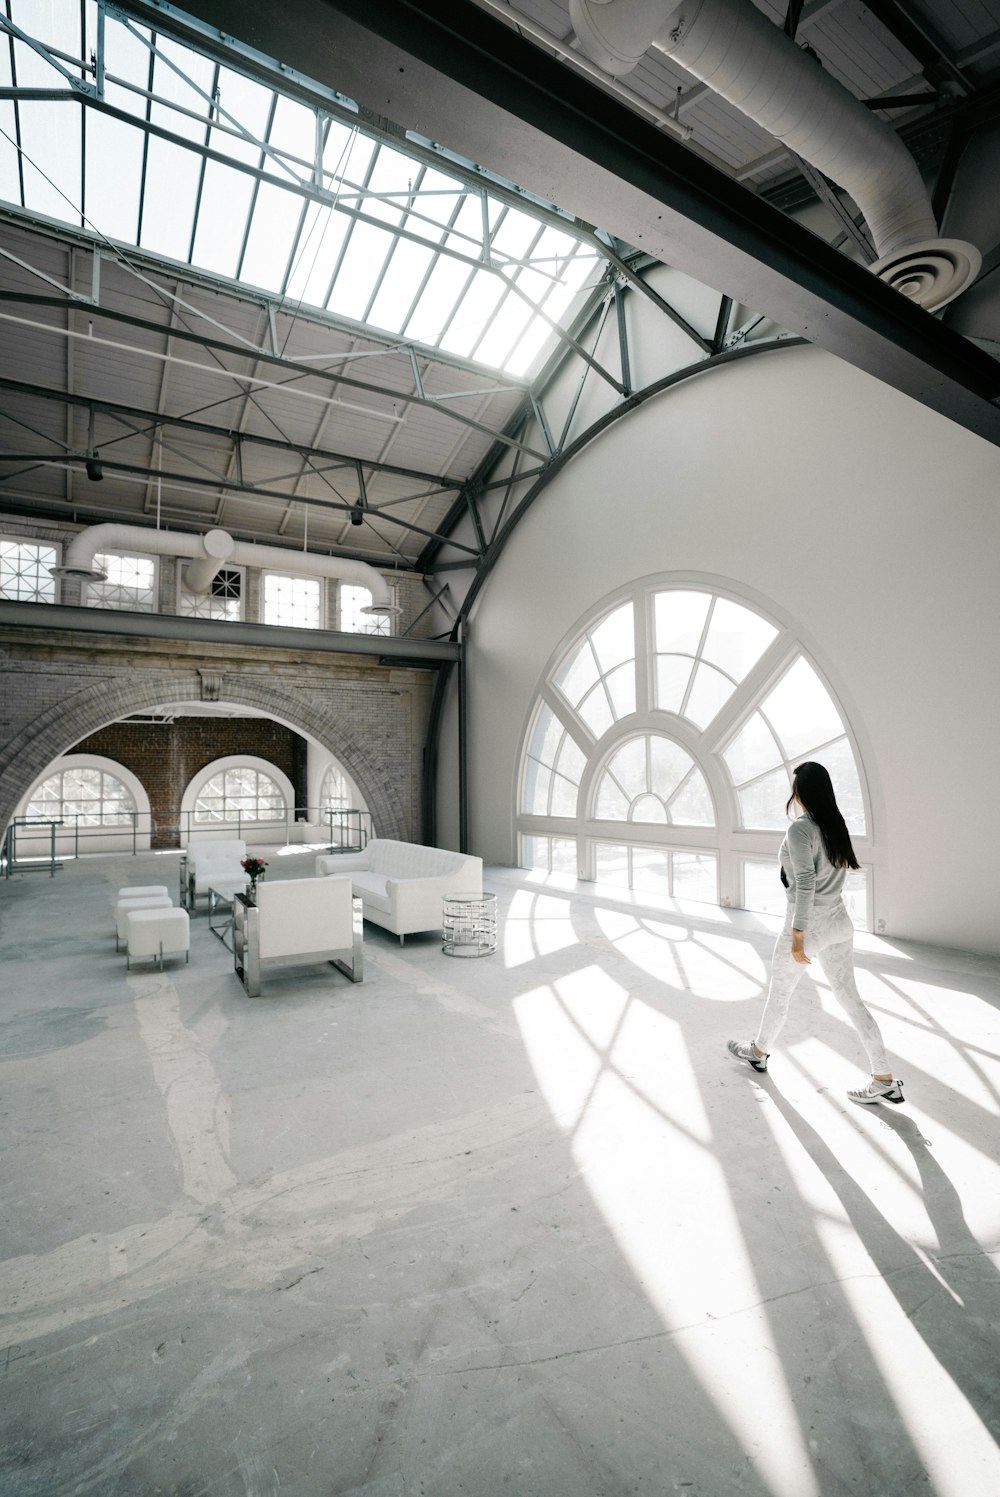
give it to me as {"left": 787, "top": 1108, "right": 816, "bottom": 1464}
{"left": 126, "top": 907, "right": 190, "bottom": 970}
{"left": 118, "top": 885, "right": 170, "bottom": 901}
{"left": 116, "top": 893, "right": 172, "bottom": 950}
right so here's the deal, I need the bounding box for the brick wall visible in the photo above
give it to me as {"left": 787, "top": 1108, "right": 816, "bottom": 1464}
{"left": 69, "top": 718, "right": 306, "bottom": 848}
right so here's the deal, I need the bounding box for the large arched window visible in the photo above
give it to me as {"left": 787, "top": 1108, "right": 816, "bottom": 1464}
{"left": 17, "top": 755, "right": 150, "bottom": 856}
{"left": 26, "top": 762, "right": 136, "bottom": 824}
{"left": 518, "top": 580, "right": 873, "bottom": 926}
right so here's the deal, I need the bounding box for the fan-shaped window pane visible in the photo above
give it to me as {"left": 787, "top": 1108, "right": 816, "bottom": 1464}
{"left": 555, "top": 736, "right": 587, "bottom": 784}
{"left": 811, "top": 737, "right": 866, "bottom": 835}
{"left": 684, "top": 662, "right": 735, "bottom": 728}
{"left": 607, "top": 738, "right": 647, "bottom": 798}
{"left": 595, "top": 779, "right": 630, "bottom": 820}
{"left": 654, "top": 591, "right": 710, "bottom": 654}
{"left": 550, "top": 774, "right": 579, "bottom": 817}
{"left": 656, "top": 655, "right": 694, "bottom": 714}
{"left": 589, "top": 603, "right": 634, "bottom": 672}
{"left": 761, "top": 657, "right": 844, "bottom": 760}
{"left": 649, "top": 738, "right": 691, "bottom": 801}
{"left": 669, "top": 771, "right": 715, "bottom": 826}
{"left": 738, "top": 767, "right": 791, "bottom": 830}
{"left": 701, "top": 599, "right": 777, "bottom": 680}
{"left": 522, "top": 703, "right": 583, "bottom": 817}
{"left": 724, "top": 712, "right": 783, "bottom": 785}
{"left": 605, "top": 662, "right": 636, "bottom": 719}
{"left": 578, "top": 683, "right": 614, "bottom": 739}
{"left": 632, "top": 793, "right": 667, "bottom": 823}
{"left": 554, "top": 640, "right": 600, "bottom": 705}
{"left": 529, "top": 703, "right": 563, "bottom": 766}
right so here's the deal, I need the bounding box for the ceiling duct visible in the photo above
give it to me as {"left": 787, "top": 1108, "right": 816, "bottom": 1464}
{"left": 568, "top": 0, "right": 981, "bottom": 310}
{"left": 51, "top": 524, "right": 401, "bottom": 615}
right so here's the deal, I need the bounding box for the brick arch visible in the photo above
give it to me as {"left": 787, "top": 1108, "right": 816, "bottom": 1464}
{"left": 0, "top": 670, "right": 407, "bottom": 842}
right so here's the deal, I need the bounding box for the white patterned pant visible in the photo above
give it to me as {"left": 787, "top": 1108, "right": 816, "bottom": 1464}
{"left": 755, "top": 901, "right": 890, "bottom": 1073}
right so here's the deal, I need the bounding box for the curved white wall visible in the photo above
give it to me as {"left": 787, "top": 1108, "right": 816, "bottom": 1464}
{"left": 457, "top": 343, "right": 1000, "bottom": 954}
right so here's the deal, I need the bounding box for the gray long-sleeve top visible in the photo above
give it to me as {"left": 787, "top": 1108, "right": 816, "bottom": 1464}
{"left": 779, "top": 813, "right": 847, "bottom": 931}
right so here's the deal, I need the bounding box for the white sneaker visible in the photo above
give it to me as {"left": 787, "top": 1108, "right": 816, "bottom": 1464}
{"left": 848, "top": 1077, "right": 904, "bottom": 1105}
{"left": 727, "top": 1039, "right": 768, "bottom": 1073}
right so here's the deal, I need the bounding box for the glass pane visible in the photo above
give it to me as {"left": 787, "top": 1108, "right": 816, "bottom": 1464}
{"left": 743, "top": 859, "right": 787, "bottom": 916}
{"left": 811, "top": 736, "right": 867, "bottom": 836}
{"left": 550, "top": 838, "right": 577, "bottom": 875}
{"left": 595, "top": 775, "right": 630, "bottom": 820}
{"left": 522, "top": 759, "right": 551, "bottom": 815}
{"left": 631, "top": 793, "right": 667, "bottom": 823}
{"left": 367, "top": 238, "right": 435, "bottom": 333}
{"left": 632, "top": 848, "right": 669, "bottom": 894}
{"left": 595, "top": 843, "right": 630, "bottom": 887}
{"left": 554, "top": 736, "right": 586, "bottom": 785}
{"left": 139, "top": 137, "right": 202, "bottom": 260}
{"left": 672, "top": 853, "right": 717, "bottom": 904}
{"left": 668, "top": 769, "right": 715, "bottom": 826}
{"left": 654, "top": 590, "right": 710, "bottom": 654}
{"left": 589, "top": 603, "right": 634, "bottom": 673}
{"left": 656, "top": 655, "right": 693, "bottom": 714}
{"left": 577, "top": 683, "right": 614, "bottom": 739}
{"left": 605, "top": 662, "right": 636, "bottom": 720}
{"left": 843, "top": 869, "right": 868, "bottom": 930}
{"left": 84, "top": 113, "right": 143, "bottom": 243}
{"left": 239, "top": 183, "right": 302, "bottom": 291}
{"left": 724, "top": 712, "right": 783, "bottom": 786}
{"left": 649, "top": 737, "right": 692, "bottom": 801}
{"left": 684, "top": 662, "right": 736, "bottom": 729}
{"left": 738, "top": 767, "right": 792, "bottom": 830}
{"left": 528, "top": 704, "right": 562, "bottom": 768}
{"left": 327, "top": 220, "right": 395, "bottom": 320}
{"left": 263, "top": 574, "right": 321, "bottom": 628}
{"left": 606, "top": 738, "right": 647, "bottom": 798}
{"left": 0, "top": 541, "right": 57, "bottom": 602}
{"left": 761, "top": 657, "right": 844, "bottom": 761}
{"left": 554, "top": 640, "right": 600, "bottom": 706}
{"left": 191, "top": 162, "right": 256, "bottom": 278}
{"left": 550, "top": 773, "right": 578, "bottom": 818}
{"left": 700, "top": 598, "right": 777, "bottom": 681}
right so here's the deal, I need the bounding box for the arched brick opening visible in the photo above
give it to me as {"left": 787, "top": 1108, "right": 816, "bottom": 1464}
{"left": 0, "top": 670, "right": 409, "bottom": 845}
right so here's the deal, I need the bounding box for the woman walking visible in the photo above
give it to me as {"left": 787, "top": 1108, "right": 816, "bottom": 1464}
{"left": 727, "top": 761, "right": 903, "bottom": 1104}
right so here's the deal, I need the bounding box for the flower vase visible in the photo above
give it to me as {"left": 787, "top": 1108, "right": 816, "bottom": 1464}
{"left": 246, "top": 879, "right": 258, "bottom": 905}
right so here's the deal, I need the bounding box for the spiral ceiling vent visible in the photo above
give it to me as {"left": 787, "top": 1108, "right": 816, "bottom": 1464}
{"left": 869, "top": 240, "right": 983, "bottom": 313}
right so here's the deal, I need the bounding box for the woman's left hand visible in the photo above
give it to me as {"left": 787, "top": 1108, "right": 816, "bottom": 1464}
{"left": 791, "top": 929, "right": 811, "bottom": 965}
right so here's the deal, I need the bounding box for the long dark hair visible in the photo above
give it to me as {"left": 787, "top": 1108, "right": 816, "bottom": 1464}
{"left": 786, "top": 761, "right": 860, "bottom": 870}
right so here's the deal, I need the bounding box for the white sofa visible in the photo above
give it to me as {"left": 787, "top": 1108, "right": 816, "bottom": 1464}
{"left": 182, "top": 838, "right": 247, "bottom": 909}
{"left": 315, "top": 838, "right": 482, "bottom": 942}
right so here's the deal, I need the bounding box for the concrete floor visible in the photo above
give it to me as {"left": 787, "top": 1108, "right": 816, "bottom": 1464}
{"left": 1, "top": 850, "right": 999, "bottom": 1497}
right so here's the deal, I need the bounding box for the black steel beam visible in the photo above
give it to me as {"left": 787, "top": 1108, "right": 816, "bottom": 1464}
{"left": 0, "top": 599, "right": 460, "bottom": 663}
{"left": 172, "top": 0, "right": 1000, "bottom": 447}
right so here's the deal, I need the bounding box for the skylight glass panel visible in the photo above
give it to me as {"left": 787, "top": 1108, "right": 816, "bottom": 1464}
{"left": 412, "top": 167, "right": 464, "bottom": 230}
{"left": 150, "top": 34, "right": 216, "bottom": 145}
{"left": 439, "top": 270, "right": 506, "bottom": 357}
{"left": 324, "top": 123, "right": 374, "bottom": 186}
{"left": 238, "top": 182, "right": 303, "bottom": 291}
{"left": 212, "top": 67, "right": 274, "bottom": 167}
{"left": 364, "top": 144, "right": 421, "bottom": 226}
{"left": 367, "top": 238, "right": 435, "bottom": 333}
{"left": 473, "top": 290, "right": 534, "bottom": 368}
{"left": 191, "top": 161, "right": 256, "bottom": 278}
{"left": 100, "top": 19, "right": 151, "bottom": 121}
{"left": 267, "top": 94, "right": 315, "bottom": 180}
{"left": 15, "top": 0, "right": 77, "bottom": 53}
{"left": 84, "top": 113, "right": 143, "bottom": 244}
{"left": 446, "top": 193, "right": 490, "bottom": 258}
{"left": 17, "top": 100, "right": 79, "bottom": 221}
{"left": 403, "top": 255, "right": 472, "bottom": 345}
{"left": 283, "top": 202, "right": 351, "bottom": 306}
{"left": 490, "top": 207, "right": 543, "bottom": 264}
{"left": 327, "top": 219, "right": 395, "bottom": 321}
{"left": 139, "top": 137, "right": 202, "bottom": 260}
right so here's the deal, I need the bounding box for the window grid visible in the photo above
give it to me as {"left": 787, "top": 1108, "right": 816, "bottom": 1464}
{"left": 0, "top": 540, "right": 58, "bottom": 602}
{"left": 340, "top": 583, "right": 393, "bottom": 636}
{"left": 194, "top": 766, "right": 286, "bottom": 823}
{"left": 86, "top": 553, "right": 157, "bottom": 612}
{"left": 262, "top": 572, "right": 323, "bottom": 629}
{"left": 178, "top": 566, "right": 244, "bottom": 620}
{"left": 25, "top": 766, "right": 136, "bottom": 826}
{"left": 518, "top": 582, "right": 872, "bottom": 925}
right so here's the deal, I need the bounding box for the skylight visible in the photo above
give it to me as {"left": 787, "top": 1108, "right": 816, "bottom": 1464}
{"left": 0, "top": 0, "right": 606, "bottom": 376}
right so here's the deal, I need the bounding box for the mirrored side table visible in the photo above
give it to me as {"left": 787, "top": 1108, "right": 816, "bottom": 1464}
{"left": 442, "top": 891, "right": 497, "bottom": 957}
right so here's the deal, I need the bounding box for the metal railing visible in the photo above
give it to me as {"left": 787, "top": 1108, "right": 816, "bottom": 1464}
{"left": 2, "top": 806, "right": 373, "bottom": 867}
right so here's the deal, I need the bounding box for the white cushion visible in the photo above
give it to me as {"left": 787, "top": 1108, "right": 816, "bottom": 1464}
{"left": 116, "top": 893, "right": 172, "bottom": 941}
{"left": 348, "top": 872, "right": 392, "bottom": 912}
{"left": 117, "top": 885, "right": 169, "bottom": 901}
{"left": 126, "top": 906, "right": 190, "bottom": 958}
{"left": 254, "top": 877, "right": 354, "bottom": 960}
{"left": 187, "top": 839, "right": 246, "bottom": 869}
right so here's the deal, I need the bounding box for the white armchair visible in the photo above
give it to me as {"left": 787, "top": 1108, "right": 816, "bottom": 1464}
{"left": 233, "top": 876, "right": 363, "bottom": 997}
{"left": 182, "top": 838, "right": 247, "bottom": 909}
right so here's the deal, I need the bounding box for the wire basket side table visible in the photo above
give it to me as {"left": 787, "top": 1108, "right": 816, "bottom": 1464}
{"left": 442, "top": 891, "right": 497, "bottom": 957}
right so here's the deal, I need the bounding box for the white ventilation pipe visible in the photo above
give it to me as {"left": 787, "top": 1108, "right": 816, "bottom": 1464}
{"left": 568, "top": 0, "right": 980, "bottom": 310}
{"left": 52, "top": 523, "right": 401, "bottom": 615}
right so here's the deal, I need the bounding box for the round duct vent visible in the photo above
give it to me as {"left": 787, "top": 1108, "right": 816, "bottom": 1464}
{"left": 870, "top": 238, "right": 981, "bottom": 312}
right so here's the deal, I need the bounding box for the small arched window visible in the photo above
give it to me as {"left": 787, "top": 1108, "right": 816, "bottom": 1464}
{"left": 194, "top": 766, "right": 286, "bottom": 823}
{"left": 26, "top": 764, "right": 136, "bottom": 825}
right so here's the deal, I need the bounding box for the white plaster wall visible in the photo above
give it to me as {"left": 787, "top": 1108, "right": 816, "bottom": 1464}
{"left": 453, "top": 343, "right": 1000, "bottom": 955}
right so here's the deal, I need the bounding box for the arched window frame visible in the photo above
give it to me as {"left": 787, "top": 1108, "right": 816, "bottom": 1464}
{"left": 181, "top": 755, "right": 294, "bottom": 832}
{"left": 16, "top": 754, "right": 151, "bottom": 855}
{"left": 516, "top": 576, "right": 876, "bottom": 925}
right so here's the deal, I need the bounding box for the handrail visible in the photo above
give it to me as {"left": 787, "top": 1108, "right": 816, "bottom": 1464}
{"left": 2, "top": 806, "right": 372, "bottom": 865}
